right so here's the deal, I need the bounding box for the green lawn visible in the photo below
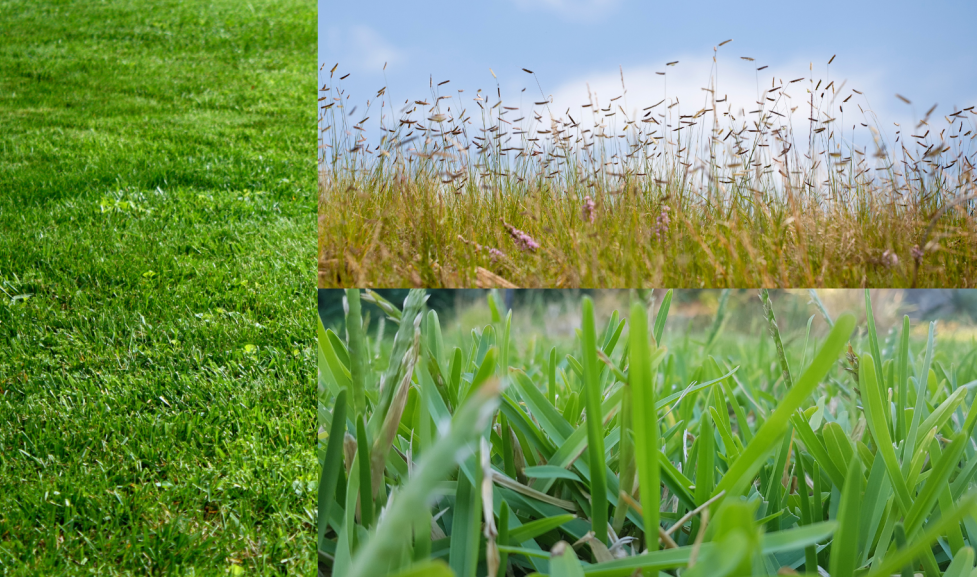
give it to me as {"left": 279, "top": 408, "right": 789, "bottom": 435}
{"left": 0, "top": 1, "right": 316, "bottom": 575}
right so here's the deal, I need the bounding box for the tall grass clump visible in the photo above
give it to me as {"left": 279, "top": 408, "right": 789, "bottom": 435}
{"left": 318, "top": 54, "right": 977, "bottom": 287}
{"left": 318, "top": 288, "right": 977, "bottom": 576}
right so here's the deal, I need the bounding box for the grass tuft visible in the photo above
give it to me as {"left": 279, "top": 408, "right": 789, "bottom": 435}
{"left": 319, "top": 62, "right": 977, "bottom": 287}
{"left": 320, "top": 289, "right": 977, "bottom": 576}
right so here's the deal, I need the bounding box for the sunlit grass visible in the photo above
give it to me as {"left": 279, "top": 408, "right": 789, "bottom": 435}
{"left": 0, "top": 0, "right": 315, "bottom": 574}
{"left": 318, "top": 59, "right": 977, "bottom": 287}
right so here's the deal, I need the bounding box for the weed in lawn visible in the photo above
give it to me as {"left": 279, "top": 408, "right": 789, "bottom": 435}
{"left": 319, "top": 288, "right": 977, "bottom": 576}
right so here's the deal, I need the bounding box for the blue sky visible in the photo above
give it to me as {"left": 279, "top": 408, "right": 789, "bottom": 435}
{"left": 320, "top": 0, "right": 977, "bottom": 151}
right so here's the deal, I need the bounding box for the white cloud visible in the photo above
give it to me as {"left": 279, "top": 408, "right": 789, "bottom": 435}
{"left": 505, "top": 52, "right": 927, "bottom": 158}
{"left": 324, "top": 25, "right": 405, "bottom": 74}
{"left": 509, "top": 0, "right": 622, "bottom": 21}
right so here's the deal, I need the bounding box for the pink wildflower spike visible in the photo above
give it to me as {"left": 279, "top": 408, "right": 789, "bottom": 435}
{"left": 458, "top": 234, "right": 506, "bottom": 261}
{"left": 582, "top": 195, "right": 596, "bottom": 223}
{"left": 653, "top": 205, "right": 671, "bottom": 242}
{"left": 911, "top": 244, "right": 924, "bottom": 264}
{"left": 501, "top": 219, "right": 540, "bottom": 252}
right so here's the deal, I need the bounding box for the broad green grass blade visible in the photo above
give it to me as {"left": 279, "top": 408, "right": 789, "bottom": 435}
{"left": 860, "top": 351, "right": 914, "bottom": 514}
{"left": 580, "top": 521, "right": 837, "bottom": 577}
{"left": 692, "top": 407, "right": 714, "bottom": 540}
{"left": 902, "top": 321, "right": 936, "bottom": 472}
{"left": 322, "top": 328, "right": 352, "bottom": 392}
{"left": 320, "top": 390, "right": 348, "bottom": 552}
{"left": 896, "top": 315, "right": 910, "bottom": 442}
{"left": 549, "top": 347, "right": 558, "bottom": 405}
{"left": 795, "top": 452, "right": 819, "bottom": 572}
{"left": 510, "top": 369, "right": 574, "bottom": 443}
{"left": 629, "top": 300, "right": 660, "bottom": 566}
{"left": 498, "top": 501, "right": 510, "bottom": 577}
{"left": 931, "top": 437, "right": 967, "bottom": 554}
{"left": 388, "top": 560, "right": 455, "bottom": 577}
{"left": 864, "top": 290, "right": 886, "bottom": 413}
{"left": 829, "top": 454, "right": 863, "bottom": 577}
{"left": 863, "top": 492, "right": 977, "bottom": 577}
{"left": 904, "top": 432, "right": 967, "bottom": 536}
{"left": 449, "top": 459, "right": 480, "bottom": 577}
{"left": 653, "top": 289, "right": 672, "bottom": 345}
{"left": 612, "top": 380, "right": 636, "bottom": 533}
{"left": 915, "top": 385, "right": 966, "bottom": 450}
{"left": 346, "top": 381, "right": 501, "bottom": 577}
{"left": 580, "top": 297, "right": 609, "bottom": 544}
{"left": 791, "top": 413, "right": 845, "bottom": 489}
{"left": 681, "top": 531, "right": 746, "bottom": 577}
{"left": 508, "top": 514, "right": 577, "bottom": 544}
{"left": 523, "top": 466, "right": 581, "bottom": 482}
{"left": 469, "top": 347, "right": 498, "bottom": 400}
{"left": 549, "top": 542, "right": 585, "bottom": 577}
{"left": 712, "top": 313, "right": 855, "bottom": 504}
{"left": 345, "top": 289, "right": 369, "bottom": 417}
{"left": 942, "top": 547, "right": 975, "bottom": 577}
{"left": 356, "top": 415, "right": 374, "bottom": 528}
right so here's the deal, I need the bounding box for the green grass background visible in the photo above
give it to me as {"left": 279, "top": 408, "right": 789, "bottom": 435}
{"left": 0, "top": 0, "right": 316, "bottom": 575}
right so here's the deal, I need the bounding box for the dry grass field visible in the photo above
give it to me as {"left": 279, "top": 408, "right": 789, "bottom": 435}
{"left": 318, "top": 60, "right": 977, "bottom": 288}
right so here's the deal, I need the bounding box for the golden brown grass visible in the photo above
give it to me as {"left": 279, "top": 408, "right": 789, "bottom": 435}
{"left": 318, "top": 57, "right": 977, "bottom": 288}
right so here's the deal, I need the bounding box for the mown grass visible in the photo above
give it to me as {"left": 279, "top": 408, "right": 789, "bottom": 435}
{"left": 318, "top": 62, "right": 977, "bottom": 288}
{"left": 0, "top": 1, "right": 316, "bottom": 575}
{"left": 319, "top": 288, "right": 977, "bottom": 576}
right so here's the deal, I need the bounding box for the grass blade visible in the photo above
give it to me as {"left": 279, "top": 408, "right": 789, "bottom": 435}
{"left": 356, "top": 415, "right": 373, "bottom": 528}
{"left": 449, "top": 458, "right": 480, "bottom": 577}
{"left": 580, "top": 521, "right": 838, "bottom": 577}
{"left": 320, "top": 390, "right": 348, "bottom": 552}
{"left": 829, "top": 454, "right": 863, "bottom": 577}
{"left": 346, "top": 381, "right": 502, "bottom": 577}
{"left": 322, "top": 328, "right": 352, "bottom": 392}
{"left": 760, "top": 288, "right": 792, "bottom": 388}
{"left": 807, "top": 289, "right": 834, "bottom": 328}
{"left": 863, "top": 492, "right": 977, "bottom": 577}
{"left": 904, "top": 432, "right": 967, "bottom": 536}
{"left": 653, "top": 289, "right": 672, "bottom": 345}
{"left": 795, "top": 451, "right": 819, "bottom": 572}
{"left": 902, "top": 321, "right": 936, "bottom": 471}
{"left": 612, "top": 380, "right": 636, "bottom": 533}
{"left": 550, "top": 541, "right": 586, "bottom": 577}
{"left": 508, "top": 514, "right": 576, "bottom": 544}
{"left": 896, "top": 315, "right": 911, "bottom": 443}
{"left": 581, "top": 296, "right": 609, "bottom": 544}
{"left": 712, "top": 313, "right": 855, "bottom": 504}
{"left": 860, "top": 351, "right": 914, "bottom": 515}
{"left": 630, "top": 300, "right": 660, "bottom": 565}
{"left": 864, "top": 289, "right": 886, "bottom": 412}
{"left": 549, "top": 347, "right": 558, "bottom": 405}
{"left": 345, "top": 289, "right": 369, "bottom": 417}
{"left": 388, "top": 560, "right": 455, "bottom": 577}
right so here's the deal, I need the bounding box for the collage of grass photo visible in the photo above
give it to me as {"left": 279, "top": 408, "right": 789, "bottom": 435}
{"left": 3, "top": 0, "right": 977, "bottom": 576}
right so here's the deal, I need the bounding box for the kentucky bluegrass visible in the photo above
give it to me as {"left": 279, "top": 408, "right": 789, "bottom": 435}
{"left": 318, "top": 61, "right": 977, "bottom": 288}
{"left": 320, "top": 289, "right": 977, "bottom": 576}
{"left": 0, "top": 0, "right": 315, "bottom": 574}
